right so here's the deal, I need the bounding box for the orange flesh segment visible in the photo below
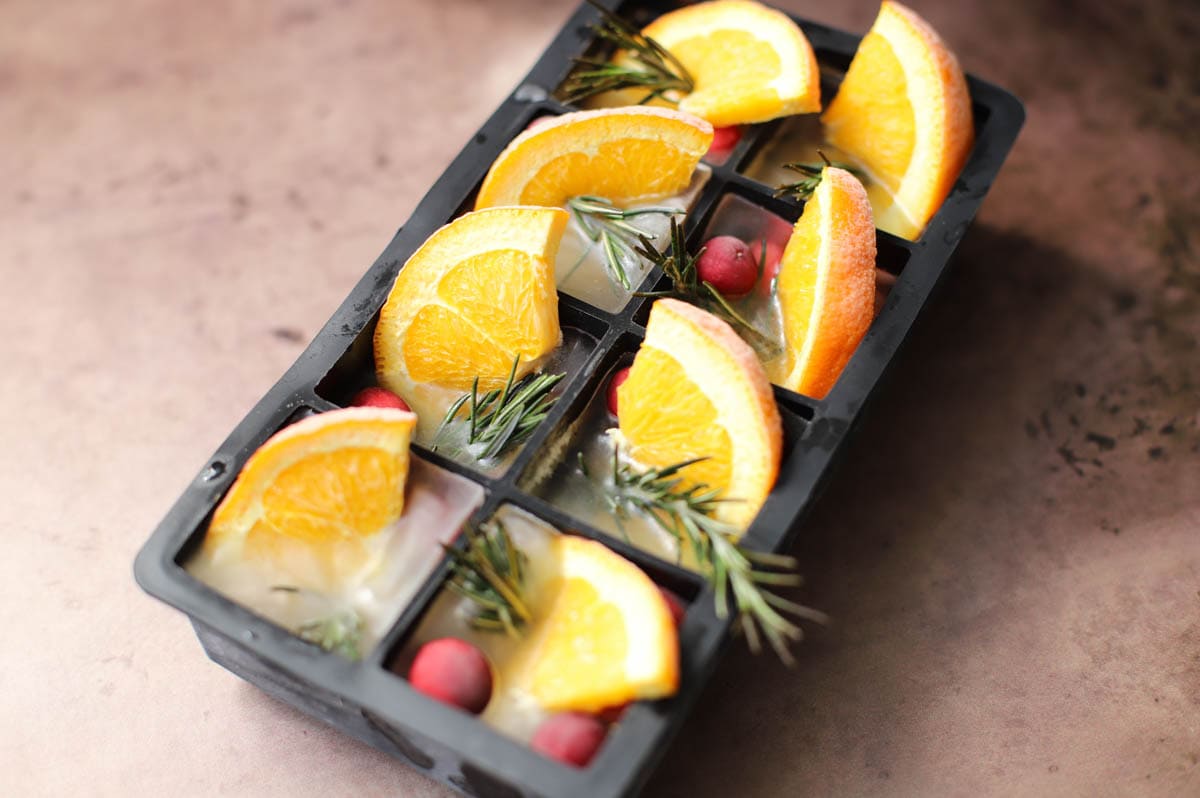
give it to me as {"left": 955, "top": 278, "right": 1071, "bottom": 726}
{"left": 525, "top": 536, "right": 679, "bottom": 712}
{"left": 474, "top": 107, "right": 712, "bottom": 210}
{"left": 203, "top": 408, "right": 417, "bottom": 586}
{"left": 628, "top": 0, "right": 820, "bottom": 126}
{"left": 257, "top": 447, "right": 405, "bottom": 543}
{"left": 617, "top": 347, "right": 733, "bottom": 490}
{"left": 774, "top": 167, "right": 877, "bottom": 399}
{"left": 820, "top": 0, "right": 973, "bottom": 239}
{"left": 530, "top": 576, "right": 631, "bottom": 710}
{"left": 374, "top": 206, "right": 568, "bottom": 393}
{"left": 401, "top": 304, "right": 516, "bottom": 389}
{"left": 821, "top": 32, "right": 914, "bottom": 194}
{"left": 616, "top": 299, "right": 781, "bottom": 529}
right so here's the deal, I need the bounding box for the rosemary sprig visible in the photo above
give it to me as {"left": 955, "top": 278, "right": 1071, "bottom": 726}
{"left": 633, "top": 218, "right": 781, "bottom": 360}
{"left": 775, "top": 151, "right": 866, "bottom": 201}
{"left": 271, "top": 586, "right": 364, "bottom": 659}
{"left": 444, "top": 520, "right": 531, "bottom": 636}
{"left": 435, "top": 358, "right": 564, "bottom": 460}
{"left": 567, "top": 195, "right": 683, "bottom": 290}
{"left": 592, "top": 449, "right": 823, "bottom": 664}
{"left": 559, "top": 0, "right": 694, "bottom": 107}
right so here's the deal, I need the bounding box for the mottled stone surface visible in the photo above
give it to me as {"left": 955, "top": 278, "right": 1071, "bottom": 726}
{"left": 2, "top": 1, "right": 1197, "bottom": 795}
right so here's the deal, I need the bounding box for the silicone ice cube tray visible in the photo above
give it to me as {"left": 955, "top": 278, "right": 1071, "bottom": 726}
{"left": 134, "top": 2, "right": 1024, "bottom": 796}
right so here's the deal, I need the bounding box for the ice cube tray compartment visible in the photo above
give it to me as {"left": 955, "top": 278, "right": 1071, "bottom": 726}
{"left": 134, "top": 2, "right": 1023, "bottom": 796}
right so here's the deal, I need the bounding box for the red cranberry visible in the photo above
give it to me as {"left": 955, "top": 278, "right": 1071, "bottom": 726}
{"left": 525, "top": 115, "right": 554, "bottom": 132}
{"left": 697, "top": 236, "right": 759, "bottom": 297}
{"left": 658, "top": 587, "right": 687, "bottom": 627}
{"left": 531, "top": 712, "right": 607, "bottom": 767}
{"left": 351, "top": 386, "right": 411, "bottom": 412}
{"left": 409, "top": 638, "right": 493, "bottom": 714}
{"left": 606, "top": 367, "right": 631, "bottom": 417}
{"left": 706, "top": 126, "right": 743, "bottom": 159}
{"left": 596, "top": 703, "right": 629, "bottom": 725}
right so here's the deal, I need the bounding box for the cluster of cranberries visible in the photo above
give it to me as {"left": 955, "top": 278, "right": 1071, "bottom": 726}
{"left": 407, "top": 586, "right": 687, "bottom": 768}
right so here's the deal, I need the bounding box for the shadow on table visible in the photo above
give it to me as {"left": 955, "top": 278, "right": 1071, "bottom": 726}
{"left": 644, "top": 221, "right": 1159, "bottom": 796}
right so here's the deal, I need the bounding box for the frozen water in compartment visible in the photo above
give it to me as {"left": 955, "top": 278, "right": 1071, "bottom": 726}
{"left": 390, "top": 505, "right": 563, "bottom": 744}
{"left": 555, "top": 166, "right": 710, "bottom": 313}
{"left": 742, "top": 115, "right": 852, "bottom": 189}
{"left": 522, "top": 363, "right": 699, "bottom": 570}
{"left": 743, "top": 114, "right": 907, "bottom": 239}
{"left": 697, "top": 194, "right": 795, "bottom": 381}
{"left": 701, "top": 196, "right": 898, "bottom": 384}
{"left": 404, "top": 325, "right": 597, "bottom": 477}
{"left": 187, "top": 457, "right": 486, "bottom": 657}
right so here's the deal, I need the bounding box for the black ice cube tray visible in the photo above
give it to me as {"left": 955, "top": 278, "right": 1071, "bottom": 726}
{"left": 134, "top": 1, "right": 1024, "bottom": 796}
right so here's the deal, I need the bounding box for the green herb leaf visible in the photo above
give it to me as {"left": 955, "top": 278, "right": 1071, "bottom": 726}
{"left": 445, "top": 520, "right": 531, "bottom": 636}
{"left": 434, "top": 358, "right": 564, "bottom": 461}
{"left": 632, "top": 218, "right": 782, "bottom": 361}
{"left": 271, "top": 586, "right": 364, "bottom": 660}
{"left": 595, "top": 448, "right": 825, "bottom": 663}
{"left": 567, "top": 195, "right": 683, "bottom": 290}
{"left": 774, "top": 151, "right": 866, "bottom": 201}
{"left": 559, "top": 0, "right": 695, "bottom": 107}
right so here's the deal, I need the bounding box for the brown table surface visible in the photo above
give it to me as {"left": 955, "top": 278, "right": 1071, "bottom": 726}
{"left": 4, "top": 0, "right": 1198, "bottom": 795}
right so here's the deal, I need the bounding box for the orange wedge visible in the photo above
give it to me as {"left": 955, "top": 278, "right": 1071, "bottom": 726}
{"left": 773, "top": 166, "right": 876, "bottom": 399}
{"left": 617, "top": 298, "right": 781, "bottom": 529}
{"left": 821, "top": 1, "right": 973, "bottom": 240}
{"left": 474, "top": 107, "right": 712, "bottom": 209}
{"left": 374, "top": 206, "right": 568, "bottom": 394}
{"left": 202, "top": 407, "right": 416, "bottom": 587}
{"left": 640, "top": 0, "right": 820, "bottom": 126}
{"left": 525, "top": 536, "right": 678, "bottom": 712}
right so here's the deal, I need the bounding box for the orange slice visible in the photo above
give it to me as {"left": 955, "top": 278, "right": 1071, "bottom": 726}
{"left": 474, "top": 107, "right": 712, "bottom": 209}
{"left": 617, "top": 298, "right": 781, "bottom": 529}
{"left": 821, "top": 1, "right": 973, "bottom": 239}
{"left": 773, "top": 166, "right": 876, "bottom": 399}
{"left": 639, "top": 0, "right": 820, "bottom": 126}
{"left": 202, "top": 407, "right": 416, "bottom": 587}
{"left": 374, "top": 206, "right": 568, "bottom": 394}
{"left": 525, "top": 536, "right": 678, "bottom": 712}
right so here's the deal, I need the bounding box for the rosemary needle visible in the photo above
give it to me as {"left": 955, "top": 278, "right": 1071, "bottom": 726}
{"left": 270, "top": 586, "right": 364, "bottom": 660}
{"left": 434, "top": 358, "right": 565, "bottom": 461}
{"left": 632, "top": 218, "right": 782, "bottom": 360}
{"left": 559, "top": 0, "right": 695, "bottom": 107}
{"left": 567, "top": 195, "right": 683, "bottom": 290}
{"left": 444, "top": 520, "right": 530, "bottom": 636}
{"left": 595, "top": 449, "right": 824, "bottom": 663}
{"left": 775, "top": 151, "right": 866, "bottom": 201}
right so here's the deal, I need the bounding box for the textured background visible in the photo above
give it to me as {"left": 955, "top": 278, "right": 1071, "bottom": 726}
{"left": 2, "top": 0, "right": 1198, "bottom": 795}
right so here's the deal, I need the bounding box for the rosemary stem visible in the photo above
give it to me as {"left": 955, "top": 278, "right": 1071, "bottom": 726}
{"left": 594, "top": 447, "right": 819, "bottom": 663}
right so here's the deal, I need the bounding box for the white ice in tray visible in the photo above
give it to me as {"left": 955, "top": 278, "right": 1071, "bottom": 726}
{"left": 521, "top": 366, "right": 699, "bottom": 569}
{"left": 742, "top": 114, "right": 913, "bottom": 240}
{"left": 696, "top": 193, "right": 797, "bottom": 376}
{"left": 742, "top": 115, "right": 844, "bottom": 189}
{"left": 554, "top": 166, "right": 711, "bottom": 313}
{"left": 695, "top": 192, "right": 896, "bottom": 384}
{"left": 187, "top": 456, "right": 485, "bottom": 655}
{"left": 393, "top": 504, "right": 562, "bottom": 743}
{"left": 401, "top": 325, "right": 597, "bottom": 477}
